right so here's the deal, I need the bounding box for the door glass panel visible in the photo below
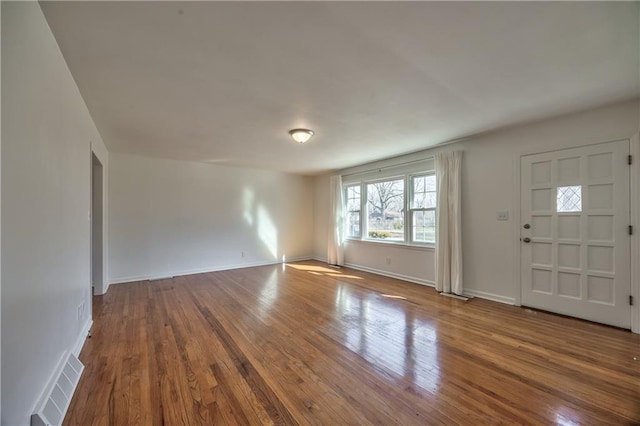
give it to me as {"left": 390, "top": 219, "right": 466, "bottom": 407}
{"left": 557, "top": 185, "right": 582, "bottom": 212}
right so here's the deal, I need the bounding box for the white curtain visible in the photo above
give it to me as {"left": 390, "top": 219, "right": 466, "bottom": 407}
{"left": 435, "top": 151, "right": 463, "bottom": 295}
{"left": 327, "top": 175, "right": 345, "bottom": 266}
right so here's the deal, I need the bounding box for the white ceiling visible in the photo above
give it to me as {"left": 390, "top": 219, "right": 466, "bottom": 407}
{"left": 40, "top": 1, "right": 639, "bottom": 175}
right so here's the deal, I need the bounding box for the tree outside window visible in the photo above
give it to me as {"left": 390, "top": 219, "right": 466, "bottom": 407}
{"left": 343, "top": 169, "right": 436, "bottom": 245}
{"left": 366, "top": 179, "right": 404, "bottom": 241}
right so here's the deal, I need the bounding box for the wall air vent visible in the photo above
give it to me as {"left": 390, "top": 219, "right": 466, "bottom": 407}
{"left": 31, "top": 352, "right": 84, "bottom": 426}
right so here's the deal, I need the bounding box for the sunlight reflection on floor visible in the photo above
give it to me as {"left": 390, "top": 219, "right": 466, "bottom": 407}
{"left": 334, "top": 284, "right": 440, "bottom": 394}
{"left": 286, "top": 264, "right": 363, "bottom": 279}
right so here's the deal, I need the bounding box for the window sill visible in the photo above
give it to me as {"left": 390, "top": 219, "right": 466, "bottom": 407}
{"left": 344, "top": 238, "right": 435, "bottom": 251}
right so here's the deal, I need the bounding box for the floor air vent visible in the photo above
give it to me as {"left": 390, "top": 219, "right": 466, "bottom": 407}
{"left": 31, "top": 352, "right": 84, "bottom": 426}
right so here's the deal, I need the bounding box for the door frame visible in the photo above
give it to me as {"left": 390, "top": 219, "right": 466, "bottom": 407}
{"left": 90, "top": 143, "right": 108, "bottom": 296}
{"left": 512, "top": 136, "right": 640, "bottom": 334}
{"left": 91, "top": 152, "right": 103, "bottom": 301}
{"left": 630, "top": 133, "right": 640, "bottom": 333}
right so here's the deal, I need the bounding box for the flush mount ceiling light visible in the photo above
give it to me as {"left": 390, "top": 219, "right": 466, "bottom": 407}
{"left": 289, "top": 128, "right": 314, "bottom": 144}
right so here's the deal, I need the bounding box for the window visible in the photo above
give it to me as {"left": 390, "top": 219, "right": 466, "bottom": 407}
{"left": 366, "top": 179, "right": 404, "bottom": 241}
{"left": 343, "top": 167, "right": 436, "bottom": 246}
{"left": 345, "top": 184, "right": 361, "bottom": 238}
{"left": 557, "top": 185, "right": 582, "bottom": 212}
{"left": 410, "top": 174, "right": 437, "bottom": 243}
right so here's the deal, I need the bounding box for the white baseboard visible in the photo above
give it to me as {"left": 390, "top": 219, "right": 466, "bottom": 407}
{"left": 73, "top": 318, "right": 93, "bottom": 357}
{"left": 463, "top": 289, "right": 516, "bottom": 305}
{"left": 317, "top": 259, "right": 516, "bottom": 306}
{"left": 344, "top": 262, "right": 435, "bottom": 287}
{"left": 109, "top": 256, "right": 314, "bottom": 285}
{"left": 312, "top": 257, "right": 434, "bottom": 287}
{"left": 94, "top": 284, "right": 108, "bottom": 296}
{"left": 109, "top": 257, "right": 517, "bottom": 307}
{"left": 313, "top": 255, "right": 328, "bottom": 263}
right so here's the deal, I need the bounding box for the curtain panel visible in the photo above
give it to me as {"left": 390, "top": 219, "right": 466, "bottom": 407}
{"left": 327, "top": 175, "right": 345, "bottom": 266}
{"left": 435, "top": 151, "right": 463, "bottom": 295}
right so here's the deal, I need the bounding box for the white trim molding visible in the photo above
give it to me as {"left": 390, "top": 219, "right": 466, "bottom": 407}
{"left": 313, "top": 255, "right": 329, "bottom": 263}
{"left": 109, "top": 256, "right": 314, "bottom": 285}
{"left": 462, "top": 289, "right": 516, "bottom": 305}
{"left": 341, "top": 261, "right": 517, "bottom": 306}
{"left": 73, "top": 318, "right": 93, "bottom": 357}
{"left": 512, "top": 150, "right": 523, "bottom": 306}
{"left": 630, "top": 133, "right": 639, "bottom": 334}
{"left": 344, "top": 262, "right": 435, "bottom": 287}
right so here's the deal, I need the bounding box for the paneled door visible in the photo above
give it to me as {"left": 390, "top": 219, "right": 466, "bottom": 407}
{"left": 520, "top": 140, "right": 631, "bottom": 328}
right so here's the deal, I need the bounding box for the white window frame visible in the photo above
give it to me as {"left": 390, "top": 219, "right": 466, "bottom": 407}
{"left": 344, "top": 184, "right": 362, "bottom": 239}
{"left": 343, "top": 168, "right": 436, "bottom": 247}
{"left": 364, "top": 176, "right": 406, "bottom": 243}
{"left": 408, "top": 172, "right": 437, "bottom": 245}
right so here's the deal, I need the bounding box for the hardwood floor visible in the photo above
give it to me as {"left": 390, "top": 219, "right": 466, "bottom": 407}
{"left": 64, "top": 261, "right": 640, "bottom": 425}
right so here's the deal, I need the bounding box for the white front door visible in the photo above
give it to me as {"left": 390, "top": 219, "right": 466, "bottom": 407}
{"left": 520, "top": 140, "right": 631, "bottom": 328}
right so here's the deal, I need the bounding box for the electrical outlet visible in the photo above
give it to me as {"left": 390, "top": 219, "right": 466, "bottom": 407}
{"left": 496, "top": 211, "right": 509, "bottom": 221}
{"left": 241, "top": 251, "right": 245, "bottom": 258}
{"left": 386, "top": 257, "right": 391, "bottom": 265}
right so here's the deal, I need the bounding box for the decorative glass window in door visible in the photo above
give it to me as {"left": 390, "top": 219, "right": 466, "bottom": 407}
{"left": 557, "top": 185, "right": 582, "bottom": 212}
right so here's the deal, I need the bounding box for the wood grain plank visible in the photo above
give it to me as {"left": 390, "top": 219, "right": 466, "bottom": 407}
{"left": 64, "top": 261, "right": 640, "bottom": 425}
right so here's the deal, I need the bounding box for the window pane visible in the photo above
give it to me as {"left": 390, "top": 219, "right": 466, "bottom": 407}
{"left": 413, "top": 210, "right": 436, "bottom": 243}
{"left": 557, "top": 185, "right": 582, "bottom": 212}
{"left": 412, "top": 175, "right": 436, "bottom": 209}
{"left": 425, "top": 175, "right": 437, "bottom": 192}
{"left": 367, "top": 179, "right": 404, "bottom": 241}
{"left": 345, "top": 185, "right": 361, "bottom": 237}
{"left": 346, "top": 185, "right": 361, "bottom": 212}
{"left": 347, "top": 212, "right": 360, "bottom": 237}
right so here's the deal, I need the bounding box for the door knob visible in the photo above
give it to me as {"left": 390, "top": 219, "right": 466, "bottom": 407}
{"left": 523, "top": 237, "right": 531, "bottom": 243}
{"left": 523, "top": 224, "right": 531, "bottom": 229}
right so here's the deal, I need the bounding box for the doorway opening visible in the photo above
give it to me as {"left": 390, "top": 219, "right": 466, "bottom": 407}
{"left": 91, "top": 152, "right": 104, "bottom": 317}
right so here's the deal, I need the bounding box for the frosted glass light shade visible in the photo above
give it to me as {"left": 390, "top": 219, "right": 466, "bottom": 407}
{"left": 289, "top": 128, "right": 314, "bottom": 144}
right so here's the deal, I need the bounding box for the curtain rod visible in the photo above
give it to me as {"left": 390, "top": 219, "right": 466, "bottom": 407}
{"left": 340, "top": 156, "right": 434, "bottom": 178}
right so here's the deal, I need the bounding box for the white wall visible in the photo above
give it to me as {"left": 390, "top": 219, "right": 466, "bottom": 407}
{"left": 109, "top": 153, "right": 314, "bottom": 283}
{"left": 314, "top": 100, "right": 640, "bottom": 304}
{"left": 1, "top": 3, "right": 107, "bottom": 424}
